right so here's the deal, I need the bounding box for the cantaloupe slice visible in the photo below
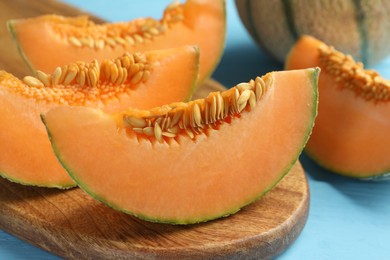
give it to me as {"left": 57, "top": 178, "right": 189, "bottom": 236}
{"left": 286, "top": 35, "right": 390, "bottom": 179}
{"left": 8, "top": 0, "right": 225, "bottom": 85}
{"left": 0, "top": 46, "right": 199, "bottom": 188}
{"left": 42, "top": 68, "right": 319, "bottom": 224}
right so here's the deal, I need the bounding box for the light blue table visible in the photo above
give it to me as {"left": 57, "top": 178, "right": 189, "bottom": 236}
{"left": 1, "top": 1, "right": 390, "bottom": 259}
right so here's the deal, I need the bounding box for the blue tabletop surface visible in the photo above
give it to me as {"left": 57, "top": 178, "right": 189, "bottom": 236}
{"left": 1, "top": 1, "right": 390, "bottom": 259}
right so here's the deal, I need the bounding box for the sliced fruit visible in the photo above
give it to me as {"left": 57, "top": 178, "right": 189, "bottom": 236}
{"left": 8, "top": 0, "right": 226, "bottom": 85}
{"left": 286, "top": 35, "right": 390, "bottom": 179}
{"left": 235, "top": 0, "right": 390, "bottom": 66}
{"left": 0, "top": 46, "right": 199, "bottom": 188}
{"left": 42, "top": 68, "right": 319, "bottom": 224}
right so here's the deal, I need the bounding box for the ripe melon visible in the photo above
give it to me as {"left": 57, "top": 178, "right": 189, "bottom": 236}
{"left": 8, "top": 0, "right": 225, "bottom": 85}
{"left": 42, "top": 68, "right": 319, "bottom": 224}
{"left": 235, "top": 0, "right": 390, "bottom": 66}
{"left": 286, "top": 35, "right": 390, "bottom": 179}
{"left": 0, "top": 46, "right": 199, "bottom": 188}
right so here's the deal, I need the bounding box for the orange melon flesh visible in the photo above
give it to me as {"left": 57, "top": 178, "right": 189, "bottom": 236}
{"left": 286, "top": 35, "right": 390, "bottom": 178}
{"left": 0, "top": 46, "right": 199, "bottom": 188}
{"left": 8, "top": 0, "right": 225, "bottom": 85}
{"left": 42, "top": 68, "right": 319, "bottom": 224}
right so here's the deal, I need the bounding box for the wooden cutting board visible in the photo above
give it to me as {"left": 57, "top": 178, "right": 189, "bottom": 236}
{"left": 0, "top": 1, "right": 310, "bottom": 259}
{"left": 0, "top": 163, "right": 309, "bottom": 259}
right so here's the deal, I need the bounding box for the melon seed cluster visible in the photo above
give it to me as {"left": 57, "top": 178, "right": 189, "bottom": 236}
{"left": 124, "top": 76, "right": 269, "bottom": 142}
{"left": 318, "top": 44, "right": 390, "bottom": 102}
{"left": 63, "top": 0, "right": 183, "bottom": 50}
{"left": 19, "top": 52, "right": 151, "bottom": 105}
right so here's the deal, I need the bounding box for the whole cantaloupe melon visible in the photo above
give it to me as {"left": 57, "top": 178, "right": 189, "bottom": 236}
{"left": 235, "top": 0, "right": 390, "bottom": 66}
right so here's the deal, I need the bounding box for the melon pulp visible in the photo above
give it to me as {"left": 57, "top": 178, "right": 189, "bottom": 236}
{"left": 42, "top": 68, "right": 319, "bottom": 224}
{"left": 286, "top": 35, "right": 390, "bottom": 179}
{"left": 8, "top": 0, "right": 226, "bottom": 85}
{"left": 0, "top": 45, "right": 199, "bottom": 188}
{"left": 235, "top": 0, "right": 390, "bottom": 66}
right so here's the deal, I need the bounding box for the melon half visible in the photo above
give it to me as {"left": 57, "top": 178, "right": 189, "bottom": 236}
{"left": 42, "top": 68, "right": 319, "bottom": 224}
{"left": 8, "top": 0, "right": 226, "bottom": 85}
{"left": 0, "top": 46, "right": 199, "bottom": 188}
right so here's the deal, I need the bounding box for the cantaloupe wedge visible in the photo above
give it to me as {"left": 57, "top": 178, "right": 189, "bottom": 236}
{"left": 42, "top": 68, "right": 319, "bottom": 224}
{"left": 8, "top": 0, "right": 225, "bottom": 85}
{"left": 286, "top": 35, "right": 390, "bottom": 179}
{"left": 0, "top": 46, "right": 199, "bottom": 188}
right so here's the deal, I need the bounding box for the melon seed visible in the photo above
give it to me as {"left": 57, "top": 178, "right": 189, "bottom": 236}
{"left": 162, "top": 132, "right": 176, "bottom": 138}
{"left": 63, "top": 68, "right": 78, "bottom": 85}
{"left": 216, "top": 93, "right": 224, "bottom": 120}
{"left": 193, "top": 103, "right": 202, "bottom": 127}
{"left": 69, "top": 36, "right": 82, "bottom": 47}
{"left": 78, "top": 70, "right": 86, "bottom": 87}
{"left": 132, "top": 128, "right": 144, "bottom": 134}
{"left": 109, "top": 64, "right": 119, "bottom": 83}
{"left": 106, "top": 37, "right": 117, "bottom": 48}
{"left": 80, "top": 37, "right": 94, "bottom": 48}
{"left": 131, "top": 71, "right": 144, "bottom": 85}
{"left": 124, "top": 35, "right": 135, "bottom": 46}
{"left": 88, "top": 69, "right": 98, "bottom": 88}
{"left": 185, "top": 128, "right": 195, "bottom": 139}
{"left": 154, "top": 122, "right": 162, "bottom": 140}
{"left": 210, "top": 95, "right": 217, "bottom": 123}
{"left": 143, "top": 126, "right": 154, "bottom": 136}
{"left": 23, "top": 76, "right": 44, "bottom": 88}
{"left": 237, "top": 89, "right": 251, "bottom": 106}
{"left": 95, "top": 39, "right": 105, "bottom": 50}
{"left": 236, "top": 82, "right": 252, "bottom": 91}
{"left": 125, "top": 117, "right": 147, "bottom": 128}
{"left": 249, "top": 91, "right": 256, "bottom": 110}
{"left": 115, "top": 36, "right": 127, "bottom": 46}
{"left": 134, "top": 34, "right": 144, "bottom": 44}
{"left": 36, "top": 71, "right": 51, "bottom": 87}
{"left": 58, "top": 65, "right": 68, "bottom": 85}
{"left": 52, "top": 67, "right": 62, "bottom": 86}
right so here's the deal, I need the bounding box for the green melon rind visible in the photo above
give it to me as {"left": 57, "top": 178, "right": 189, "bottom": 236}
{"left": 0, "top": 170, "right": 75, "bottom": 189}
{"left": 41, "top": 68, "right": 319, "bottom": 224}
{"left": 304, "top": 150, "right": 390, "bottom": 181}
{"left": 6, "top": 20, "right": 36, "bottom": 74}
